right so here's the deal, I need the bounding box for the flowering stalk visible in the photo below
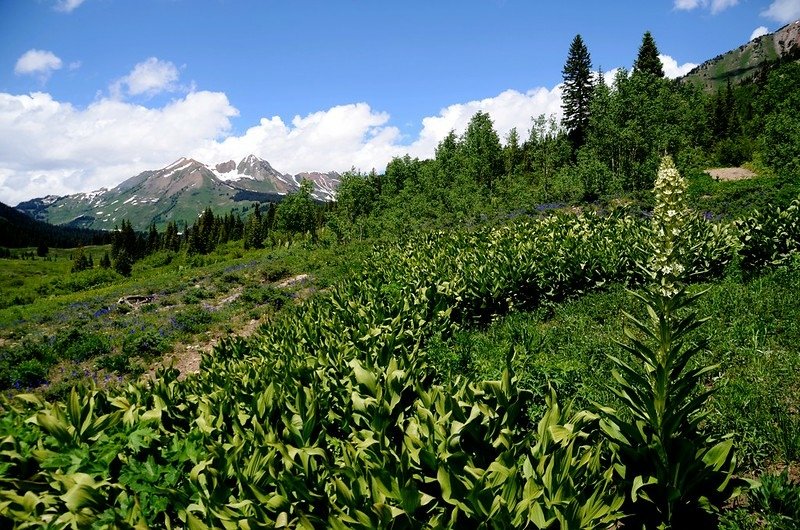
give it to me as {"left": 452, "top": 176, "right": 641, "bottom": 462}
{"left": 649, "top": 155, "right": 689, "bottom": 297}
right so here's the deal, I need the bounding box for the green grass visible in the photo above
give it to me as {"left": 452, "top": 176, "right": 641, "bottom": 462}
{"left": 432, "top": 265, "right": 800, "bottom": 472}
{"left": 687, "top": 169, "right": 800, "bottom": 219}
{"left": 0, "top": 234, "right": 371, "bottom": 396}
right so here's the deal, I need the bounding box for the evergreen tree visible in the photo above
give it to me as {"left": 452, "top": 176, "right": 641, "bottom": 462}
{"left": 561, "top": 34, "right": 594, "bottom": 150}
{"left": 265, "top": 203, "right": 276, "bottom": 232}
{"left": 36, "top": 243, "right": 48, "bottom": 258}
{"left": 243, "top": 205, "right": 264, "bottom": 250}
{"left": 100, "top": 251, "right": 111, "bottom": 269}
{"left": 503, "top": 128, "right": 522, "bottom": 175}
{"left": 146, "top": 223, "right": 160, "bottom": 254}
{"left": 633, "top": 31, "right": 664, "bottom": 78}
{"left": 114, "top": 249, "right": 133, "bottom": 277}
{"left": 71, "top": 246, "right": 92, "bottom": 272}
{"left": 162, "top": 221, "right": 180, "bottom": 252}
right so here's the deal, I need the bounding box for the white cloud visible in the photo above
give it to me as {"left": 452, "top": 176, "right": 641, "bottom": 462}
{"left": 0, "top": 91, "right": 237, "bottom": 204}
{"left": 190, "top": 86, "right": 564, "bottom": 176}
{"left": 405, "top": 87, "right": 564, "bottom": 159}
{"left": 674, "top": 0, "right": 701, "bottom": 9}
{"left": 659, "top": 54, "right": 698, "bottom": 78}
{"left": 761, "top": 0, "right": 800, "bottom": 23}
{"left": 110, "top": 57, "right": 180, "bottom": 98}
{"left": 55, "top": 0, "right": 87, "bottom": 13}
{"left": 674, "top": 0, "right": 739, "bottom": 13}
{"left": 750, "top": 26, "right": 770, "bottom": 40}
{"left": 14, "top": 49, "right": 63, "bottom": 77}
{"left": 0, "top": 82, "right": 567, "bottom": 205}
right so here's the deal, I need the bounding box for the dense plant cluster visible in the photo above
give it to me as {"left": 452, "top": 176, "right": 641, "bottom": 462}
{"left": 7, "top": 156, "right": 800, "bottom": 527}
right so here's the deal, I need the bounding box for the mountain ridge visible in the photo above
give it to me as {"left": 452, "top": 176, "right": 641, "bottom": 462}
{"left": 16, "top": 155, "right": 340, "bottom": 231}
{"left": 681, "top": 19, "right": 800, "bottom": 89}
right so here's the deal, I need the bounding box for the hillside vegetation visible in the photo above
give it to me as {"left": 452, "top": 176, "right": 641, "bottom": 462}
{"left": 1, "top": 31, "right": 800, "bottom": 528}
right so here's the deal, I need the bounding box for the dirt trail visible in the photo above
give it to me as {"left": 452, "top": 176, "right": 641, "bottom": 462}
{"left": 153, "top": 273, "right": 314, "bottom": 378}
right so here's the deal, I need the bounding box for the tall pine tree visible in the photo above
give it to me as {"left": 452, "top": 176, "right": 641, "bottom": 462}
{"left": 561, "top": 34, "right": 594, "bottom": 150}
{"left": 633, "top": 31, "right": 664, "bottom": 77}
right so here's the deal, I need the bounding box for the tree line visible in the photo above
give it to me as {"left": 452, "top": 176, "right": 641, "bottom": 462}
{"left": 327, "top": 31, "right": 800, "bottom": 241}
{"left": 71, "top": 179, "right": 325, "bottom": 276}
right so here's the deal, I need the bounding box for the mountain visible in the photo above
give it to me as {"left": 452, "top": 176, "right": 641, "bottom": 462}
{"left": 681, "top": 20, "right": 800, "bottom": 89}
{"left": 16, "top": 156, "right": 340, "bottom": 231}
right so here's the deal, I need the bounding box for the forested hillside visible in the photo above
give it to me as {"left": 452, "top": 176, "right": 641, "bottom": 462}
{"left": 0, "top": 202, "right": 111, "bottom": 250}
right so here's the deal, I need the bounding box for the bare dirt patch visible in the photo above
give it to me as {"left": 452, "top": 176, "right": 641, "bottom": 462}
{"left": 705, "top": 167, "right": 757, "bottom": 181}
{"left": 275, "top": 274, "right": 310, "bottom": 288}
{"left": 155, "top": 317, "right": 263, "bottom": 379}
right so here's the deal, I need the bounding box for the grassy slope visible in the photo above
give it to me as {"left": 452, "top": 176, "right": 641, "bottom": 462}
{"left": 430, "top": 266, "right": 800, "bottom": 473}
{"left": 0, "top": 238, "right": 370, "bottom": 397}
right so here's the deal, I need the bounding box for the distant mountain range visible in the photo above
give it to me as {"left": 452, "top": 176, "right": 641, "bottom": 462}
{"left": 681, "top": 20, "right": 800, "bottom": 89}
{"left": 16, "top": 155, "right": 340, "bottom": 231}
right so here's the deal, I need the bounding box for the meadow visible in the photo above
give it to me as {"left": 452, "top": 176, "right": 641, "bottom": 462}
{"left": 1, "top": 158, "right": 799, "bottom": 528}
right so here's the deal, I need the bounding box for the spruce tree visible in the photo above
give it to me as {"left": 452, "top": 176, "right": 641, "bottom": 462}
{"left": 561, "top": 34, "right": 594, "bottom": 150}
{"left": 633, "top": 31, "right": 664, "bottom": 77}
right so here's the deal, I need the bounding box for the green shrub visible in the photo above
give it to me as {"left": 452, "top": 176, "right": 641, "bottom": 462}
{"left": 182, "top": 286, "right": 213, "bottom": 304}
{"left": 239, "top": 285, "right": 289, "bottom": 309}
{"left": 749, "top": 470, "right": 800, "bottom": 526}
{"left": 261, "top": 263, "right": 292, "bottom": 282}
{"left": 54, "top": 328, "right": 111, "bottom": 362}
{"left": 171, "top": 307, "right": 213, "bottom": 333}
{"left": 96, "top": 352, "right": 144, "bottom": 376}
{"left": 0, "top": 337, "right": 53, "bottom": 389}
{"left": 121, "top": 328, "right": 167, "bottom": 358}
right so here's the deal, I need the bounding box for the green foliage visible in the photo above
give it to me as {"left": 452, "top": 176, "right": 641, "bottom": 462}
{"left": 3, "top": 160, "right": 800, "bottom": 526}
{"left": 121, "top": 327, "right": 167, "bottom": 359}
{"left": 736, "top": 198, "right": 800, "bottom": 270}
{"left": 276, "top": 180, "right": 319, "bottom": 241}
{"left": 562, "top": 34, "right": 594, "bottom": 148}
{"left": 600, "top": 158, "right": 742, "bottom": 527}
{"left": 70, "top": 246, "right": 92, "bottom": 273}
{"left": 171, "top": 307, "right": 214, "bottom": 334}
{"left": 748, "top": 470, "right": 800, "bottom": 526}
{"left": 633, "top": 31, "right": 664, "bottom": 78}
{"left": 0, "top": 337, "right": 54, "bottom": 389}
{"left": 114, "top": 249, "right": 133, "bottom": 277}
{"left": 755, "top": 62, "right": 800, "bottom": 177}
{"left": 462, "top": 111, "right": 504, "bottom": 191}
{"left": 54, "top": 328, "right": 111, "bottom": 362}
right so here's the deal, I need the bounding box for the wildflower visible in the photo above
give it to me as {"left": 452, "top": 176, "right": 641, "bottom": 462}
{"left": 649, "top": 155, "right": 689, "bottom": 297}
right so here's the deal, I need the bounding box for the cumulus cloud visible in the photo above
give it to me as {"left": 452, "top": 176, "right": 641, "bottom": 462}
{"left": 190, "top": 86, "right": 564, "bottom": 176}
{"left": 55, "top": 0, "right": 87, "bottom": 13}
{"left": 14, "top": 49, "right": 63, "bottom": 77}
{"left": 110, "top": 57, "right": 180, "bottom": 99}
{"left": 674, "top": 0, "right": 739, "bottom": 13}
{"left": 761, "top": 0, "right": 800, "bottom": 23}
{"left": 0, "top": 81, "right": 568, "bottom": 204}
{"left": 406, "top": 87, "right": 563, "bottom": 159}
{"left": 659, "top": 54, "right": 698, "bottom": 78}
{"left": 750, "top": 26, "right": 770, "bottom": 40}
{"left": 0, "top": 91, "right": 237, "bottom": 204}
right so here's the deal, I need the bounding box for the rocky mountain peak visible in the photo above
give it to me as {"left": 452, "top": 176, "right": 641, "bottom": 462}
{"left": 215, "top": 160, "right": 236, "bottom": 174}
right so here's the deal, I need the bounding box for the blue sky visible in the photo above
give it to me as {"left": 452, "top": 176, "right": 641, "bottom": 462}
{"left": 1, "top": 0, "right": 799, "bottom": 204}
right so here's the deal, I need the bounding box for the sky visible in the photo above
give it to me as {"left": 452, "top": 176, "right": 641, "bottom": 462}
{"left": 1, "top": 0, "right": 799, "bottom": 205}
